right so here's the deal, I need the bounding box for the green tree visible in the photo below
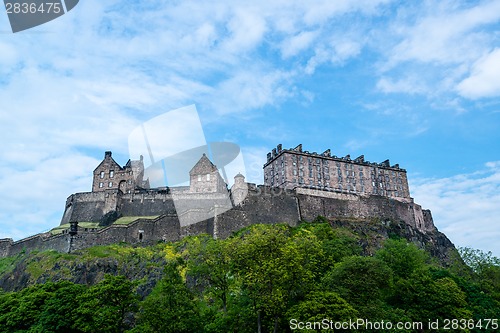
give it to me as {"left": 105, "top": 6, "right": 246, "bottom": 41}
{"left": 375, "top": 238, "right": 430, "bottom": 280}
{"left": 297, "top": 222, "right": 361, "bottom": 272}
{"left": 286, "top": 291, "right": 358, "bottom": 333}
{"left": 392, "top": 272, "right": 472, "bottom": 324}
{"left": 322, "top": 256, "right": 393, "bottom": 319}
{"left": 184, "top": 235, "right": 233, "bottom": 312}
{"left": 75, "top": 275, "right": 138, "bottom": 333}
{"left": 0, "top": 282, "right": 62, "bottom": 332}
{"left": 37, "top": 281, "right": 85, "bottom": 333}
{"left": 459, "top": 247, "right": 500, "bottom": 275}
{"left": 132, "top": 263, "right": 201, "bottom": 333}
{"left": 229, "top": 224, "right": 323, "bottom": 333}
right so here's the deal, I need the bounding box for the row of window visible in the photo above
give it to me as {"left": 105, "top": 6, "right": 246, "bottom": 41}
{"left": 99, "top": 170, "right": 115, "bottom": 179}
{"left": 197, "top": 174, "right": 211, "bottom": 181}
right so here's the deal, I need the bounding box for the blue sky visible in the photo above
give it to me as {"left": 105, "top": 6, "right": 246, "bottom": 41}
{"left": 0, "top": 0, "right": 499, "bottom": 256}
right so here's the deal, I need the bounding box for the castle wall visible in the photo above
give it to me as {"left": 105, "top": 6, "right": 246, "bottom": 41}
{"left": 3, "top": 233, "right": 70, "bottom": 257}
{"left": 1, "top": 184, "right": 436, "bottom": 259}
{"left": 119, "top": 193, "right": 177, "bottom": 216}
{"left": 296, "top": 188, "right": 418, "bottom": 228}
{"left": 213, "top": 186, "right": 301, "bottom": 239}
{"left": 69, "top": 215, "right": 182, "bottom": 251}
{"left": 60, "top": 192, "right": 119, "bottom": 224}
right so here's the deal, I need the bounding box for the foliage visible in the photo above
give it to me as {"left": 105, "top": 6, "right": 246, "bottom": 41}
{"left": 132, "top": 263, "right": 201, "bottom": 333}
{"left": 74, "top": 274, "right": 139, "bottom": 333}
{"left": 459, "top": 247, "right": 500, "bottom": 274}
{"left": 0, "top": 221, "right": 499, "bottom": 332}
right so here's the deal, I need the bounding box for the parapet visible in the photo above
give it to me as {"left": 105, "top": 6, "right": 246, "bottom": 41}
{"left": 265, "top": 144, "right": 406, "bottom": 171}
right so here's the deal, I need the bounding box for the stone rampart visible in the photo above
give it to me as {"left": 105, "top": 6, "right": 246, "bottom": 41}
{"left": 0, "top": 185, "right": 437, "bottom": 258}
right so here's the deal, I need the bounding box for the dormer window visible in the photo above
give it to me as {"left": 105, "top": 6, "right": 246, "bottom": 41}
{"left": 110, "top": 170, "right": 114, "bottom": 178}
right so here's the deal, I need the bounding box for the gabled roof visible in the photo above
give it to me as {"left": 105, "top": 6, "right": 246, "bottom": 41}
{"left": 93, "top": 151, "right": 122, "bottom": 173}
{"left": 189, "top": 154, "right": 218, "bottom": 175}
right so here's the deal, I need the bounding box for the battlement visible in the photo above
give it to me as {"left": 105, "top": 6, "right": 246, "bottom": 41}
{"left": 265, "top": 143, "right": 404, "bottom": 170}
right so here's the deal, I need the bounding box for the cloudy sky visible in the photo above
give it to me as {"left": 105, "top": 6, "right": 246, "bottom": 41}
{"left": 0, "top": 0, "right": 499, "bottom": 256}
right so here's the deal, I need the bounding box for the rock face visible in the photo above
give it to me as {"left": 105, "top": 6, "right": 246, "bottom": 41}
{"left": 0, "top": 216, "right": 457, "bottom": 293}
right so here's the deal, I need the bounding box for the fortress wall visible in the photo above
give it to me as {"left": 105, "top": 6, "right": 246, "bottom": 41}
{"left": 119, "top": 196, "right": 177, "bottom": 216}
{"left": 68, "top": 201, "right": 106, "bottom": 223}
{"left": 0, "top": 239, "right": 13, "bottom": 257}
{"left": 213, "top": 188, "right": 300, "bottom": 239}
{"left": 69, "top": 215, "right": 182, "bottom": 252}
{"left": 181, "top": 218, "right": 213, "bottom": 238}
{"left": 60, "top": 192, "right": 120, "bottom": 225}
{"left": 0, "top": 185, "right": 435, "bottom": 259}
{"left": 297, "top": 192, "right": 424, "bottom": 230}
{"left": 6, "top": 233, "right": 69, "bottom": 257}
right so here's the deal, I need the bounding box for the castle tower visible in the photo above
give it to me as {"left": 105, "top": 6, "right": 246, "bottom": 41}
{"left": 230, "top": 173, "right": 248, "bottom": 206}
{"left": 189, "top": 154, "right": 227, "bottom": 193}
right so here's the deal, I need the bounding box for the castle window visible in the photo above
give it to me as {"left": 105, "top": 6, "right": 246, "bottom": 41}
{"left": 198, "top": 175, "right": 202, "bottom": 181}
{"left": 109, "top": 170, "right": 114, "bottom": 178}
{"left": 108, "top": 182, "right": 113, "bottom": 187}
{"left": 100, "top": 171, "right": 105, "bottom": 179}
{"left": 99, "top": 182, "right": 103, "bottom": 188}
{"left": 206, "top": 174, "right": 210, "bottom": 181}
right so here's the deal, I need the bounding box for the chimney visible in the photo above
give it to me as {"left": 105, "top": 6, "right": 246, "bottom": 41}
{"left": 105, "top": 151, "right": 112, "bottom": 158}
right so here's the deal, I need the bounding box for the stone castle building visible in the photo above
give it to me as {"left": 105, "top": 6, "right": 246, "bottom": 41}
{"left": 0, "top": 144, "right": 446, "bottom": 259}
{"left": 264, "top": 144, "right": 409, "bottom": 199}
{"left": 92, "top": 151, "right": 149, "bottom": 193}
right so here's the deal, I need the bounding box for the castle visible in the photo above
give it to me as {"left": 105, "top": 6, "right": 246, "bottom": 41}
{"left": 0, "top": 144, "right": 439, "bottom": 259}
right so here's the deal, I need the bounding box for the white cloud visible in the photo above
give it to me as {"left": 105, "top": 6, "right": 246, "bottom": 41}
{"left": 377, "top": 0, "right": 500, "bottom": 104}
{"left": 411, "top": 162, "right": 500, "bottom": 257}
{"left": 387, "top": 1, "right": 500, "bottom": 66}
{"left": 457, "top": 48, "right": 500, "bottom": 99}
{"left": 281, "top": 30, "right": 319, "bottom": 58}
{"left": 0, "top": 154, "right": 98, "bottom": 239}
{"left": 377, "top": 76, "right": 427, "bottom": 94}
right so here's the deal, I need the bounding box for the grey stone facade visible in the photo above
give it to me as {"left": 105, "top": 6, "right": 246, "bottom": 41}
{"left": 92, "top": 151, "right": 149, "bottom": 193}
{"left": 0, "top": 146, "right": 439, "bottom": 258}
